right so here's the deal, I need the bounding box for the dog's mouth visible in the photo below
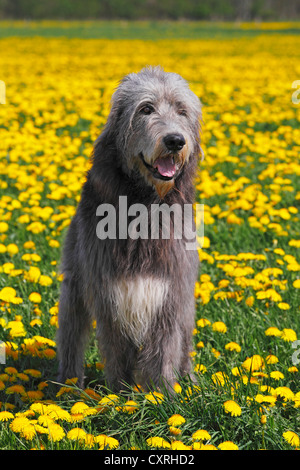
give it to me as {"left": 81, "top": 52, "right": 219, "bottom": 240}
{"left": 139, "top": 152, "right": 181, "bottom": 181}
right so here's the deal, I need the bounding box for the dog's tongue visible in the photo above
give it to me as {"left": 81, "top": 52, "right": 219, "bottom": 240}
{"left": 154, "top": 156, "right": 176, "bottom": 178}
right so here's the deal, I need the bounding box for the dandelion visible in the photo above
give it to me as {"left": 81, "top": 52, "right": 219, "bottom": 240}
{"left": 167, "top": 414, "right": 186, "bottom": 427}
{"left": 96, "top": 434, "right": 119, "bottom": 449}
{"left": 225, "top": 342, "right": 241, "bottom": 352}
{"left": 283, "top": 431, "right": 300, "bottom": 448}
{"left": 218, "top": 441, "right": 239, "bottom": 450}
{"left": 265, "top": 354, "right": 279, "bottom": 364}
{"left": 223, "top": 400, "right": 242, "bottom": 416}
{"left": 192, "top": 429, "right": 211, "bottom": 441}
{"left": 212, "top": 321, "right": 227, "bottom": 333}
{"left": 265, "top": 327, "right": 282, "bottom": 337}
{"left": 47, "top": 423, "right": 66, "bottom": 442}
{"left": 274, "top": 387, "right": 294, "bottom": 401}
{"left": 0, "top": 411, "right": 14, "bottom": 421}
{"left": 6, "top": 384, "right": 25, "bottom": 395}
{"left": 196, "top": 318, "right": 211, "bottom": 328}
{"left": 0, "top": 222, "right": 9, "bottom": 233}
{"left": 280, "top": 329, "right": 297, "bottom": 342}
{"left": 71, "top": 402, "right": 90, "bottom": 415}
{"left": 194, "top": 363, "right": 207, "bottom": 374}
{"left": 242, "top": 355, "right": 265, "bottom": 372}
{"left": 146, "top": 437, "right": 171, "bottom": 449}
{"left": 121, "top": 400, "right": 139, "bottom": 414}
{"left": 39, "top": 275, "right": 53, "bottom": 286}
{"left": 277, "top": 302, "right": 290, "bottom": 310}
{"left": 67, "top": 428, "right": 87, "bottom": 441}
{"left": 193, "top": 443, "right": 217, "bottom": 450}
{"left": 0, "top": 287, "right": 22, "bottom": 304}
{"left": 169, "top": 426, "right": 182, "bottom": 436}
{"left": 171, "top": 440, "right": 191, "bottom": 450}
{"left": 270, "top": 371, "right": 284, "bottom": 381}
{"left": 212, "top": 371, "right": 228, "bottom": 386}
{"left": 28, "top": 292, "right": 42, "bottom": 303}
{"left": 144, "top": 391, "right": 164, "bottom": 404}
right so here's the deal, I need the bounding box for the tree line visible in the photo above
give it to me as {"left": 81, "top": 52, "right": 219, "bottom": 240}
{"left": 0, "top": 0, "right": 299, "bottom": 20}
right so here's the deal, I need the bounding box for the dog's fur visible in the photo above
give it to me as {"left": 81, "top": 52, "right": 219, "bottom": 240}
{"left": 57, "top": 66, "right": 202, "bottom": 392}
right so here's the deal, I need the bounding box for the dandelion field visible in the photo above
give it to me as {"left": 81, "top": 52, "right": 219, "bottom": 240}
{"left": 0, "top": 21, "right": 300, "bottom": 451}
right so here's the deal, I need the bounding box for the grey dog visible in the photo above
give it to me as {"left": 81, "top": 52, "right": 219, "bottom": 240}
{"left": 57, "top": 66, "right": 202, "bottom": 392}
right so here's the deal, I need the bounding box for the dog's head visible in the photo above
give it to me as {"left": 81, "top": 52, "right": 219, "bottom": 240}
{"left": 102, "top": 66, "right": 202, "bottom": 199}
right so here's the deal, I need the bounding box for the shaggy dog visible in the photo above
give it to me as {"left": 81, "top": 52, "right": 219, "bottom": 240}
{"left": 57, "top": 66, "right": 202, "bottom": 392}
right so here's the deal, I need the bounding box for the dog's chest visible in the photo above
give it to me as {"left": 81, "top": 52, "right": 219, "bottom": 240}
{"left": 111, "top": 277, "right": 169, "bottom": 345}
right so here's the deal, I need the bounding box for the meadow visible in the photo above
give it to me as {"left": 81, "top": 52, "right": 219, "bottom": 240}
{"left": 0, "top": 21, "right": 300, "bottom": 450}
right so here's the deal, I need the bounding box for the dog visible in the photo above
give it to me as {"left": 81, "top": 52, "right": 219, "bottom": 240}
{"left": 57, "top": 66, "right": 202, "bottom": 392}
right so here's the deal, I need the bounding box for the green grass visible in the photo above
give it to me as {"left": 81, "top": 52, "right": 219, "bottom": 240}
{"left": 0, "top": 19, "right": 299, "bottom": 39}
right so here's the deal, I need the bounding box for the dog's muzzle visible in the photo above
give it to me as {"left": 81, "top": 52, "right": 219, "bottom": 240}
{"left": 139, "top": 152, "right": 184, "bottom": 181}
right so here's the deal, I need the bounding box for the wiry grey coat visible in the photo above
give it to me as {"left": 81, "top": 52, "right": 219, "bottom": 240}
{"left": 57, "top": 66, "right": 202, "bottom": 392}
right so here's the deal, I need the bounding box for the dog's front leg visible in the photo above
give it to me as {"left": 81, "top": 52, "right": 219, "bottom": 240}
{"left": 56, "top": 274, "right": 92, "bottom": 388}
{"left": 138, "top": 320, "right": 183, "bottom": 393}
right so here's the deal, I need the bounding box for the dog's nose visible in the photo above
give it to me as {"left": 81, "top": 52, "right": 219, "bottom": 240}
{"left": 163, "top": 133, "right": 186, "bottom": 152}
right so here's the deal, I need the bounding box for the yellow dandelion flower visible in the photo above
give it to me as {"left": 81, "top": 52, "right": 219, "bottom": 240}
{"left": 0, "top": 222, "right": 9, "bottom": 233}
{"left": 10, "top": 416, "right": 30, "bottom": 433}
{"left": 192, "top": 429, "right": 211, "bottom": 441}
{"left": 194, "top": 364, "right": 207, "bottom": 374}
{"left": 169, "top": 426, "right": 182, "bottom": 436}
{"left": 293, "top": 279, "right": 300, "bottom": 288}
{"left": 277, "top": 302, "right": 290, "bottom": 310}
{"left": 265, "top": 327, "right": 282, "bottom": 337}
{"left": 167, "top": 414, "right": 186, "bottom": 427}
{"left": 121, "top": 400, "right": 139, "bottom": 414}
{"left": 84, "top": 434, "right": 95, "bottom": 448}
{"left": 193, "top": 443, "right": 217, "bottom": 450}
{"left": 0, "top": 287, "right": 22, "bottom": 303}
{"left": 173, "top": 382, "right": 182, "bottom": 393}
{"left": 47, "top": 423, "right": 65, "bottom": 442}
{"left": 6, "top": 384, "right": 25, "bottom": 395}
{"left": 270, "top": 371, "right": 284, "bottom": 380}
{"left": 283, "top": 431, "right": 300, "bottom": 448}
{"left": 146, "top": 437, "right": 171, "bottom": 449}
{"left": 281, "top": 329, "right": 297, "bottom": 342}
{"left": 242, "top": 355, "right": 265, "bottom": 372}
{"left": 67, "top": 428, "right": 87, "bottom": 441}
{"left": 38, "top": 415, "right": 55, "bottom": 427}
{"left": 225, "top": 342, "right": 241, "bottom": 352}
{"left": 21, "top": 423, "right": 37, "bottom": 441}
{"left": 0, "top": 411, "right": 14, "bottom": 421}
{"left": 96, "top": 434, "right": 119, "bottom": 449}
{"left": 197, "top": 318, "right": 211, "bottom": 328}
{"left": 71, "top": 402, "right": 90, "bottom": 415}
{"left": 223, "top": 400, "right": 242, "bottom": 417}
{"left": 24, "top": 266, "right": 41, "bottom": 283}
{"left": 218, "top": 441, "right": 239, "bottom": 450}
{"left": 274, "top": 387, "right": 294, "bottom": 401}
{"left": 5, "top": 366, "right": 18, "bottom": 375}
{"left": 39, "top": 275, "right": 53, "bottom": 286}
{"left": 266, "top": 354, "right": 279, "bottom": 364}
{"left": 6, "top": 321, "right": 26, "bottom": 337}
{"left": 28, "top": 292, "right": 42, "bottom": 303}
{"left": 212, "top": 371, "right": 228, "bottom": 386}
{"left": 145, "top": 391, "right": 164, "bottom": 404}
{"left": 212, "top": 321, "right": 227, "bottom": 333}
{"left": 171, "top": 440, "right": 192, "bottom": 450}
{"left": 24, "top": 369, "right": 42, "bottom": 378}
{"left": 30, "top": 402, "right": 49, "bottom": 415}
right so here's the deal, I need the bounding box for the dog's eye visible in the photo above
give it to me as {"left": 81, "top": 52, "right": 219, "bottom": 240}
{"left": 178, "top": 109, "right": 187, "bottom": 117}
{"left": 140, "top": 105, "right": 154, "bottom": 115}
